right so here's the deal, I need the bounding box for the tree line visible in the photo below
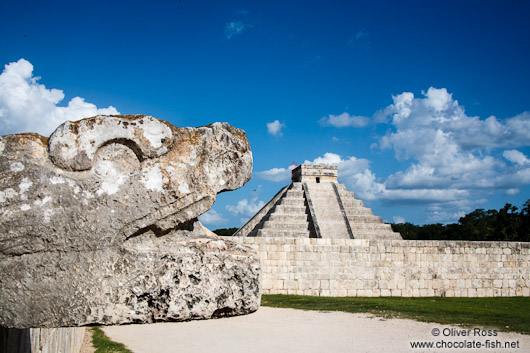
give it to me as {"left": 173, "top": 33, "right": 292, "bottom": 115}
{"left": 391, "top": 199, "right": 530, "bottom": 242}
{"left": 213, "top": 227, "right": 239, "bottom": 236}
{"left": 212, "top": 199, "right": 530, "bottom": 242}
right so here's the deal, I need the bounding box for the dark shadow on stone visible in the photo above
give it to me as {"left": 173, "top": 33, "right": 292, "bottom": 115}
{"left": 126, "top": 218, "right": 198, "bottom": 240}
{"left": 0, "top": 326, "right": 31, "bottom": 353}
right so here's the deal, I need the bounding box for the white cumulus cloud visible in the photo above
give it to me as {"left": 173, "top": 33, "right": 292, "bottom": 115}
{"left": 423, "top": 87, "right": 454, "bottom": 112}
{"left": 0, "top": 58, "right": 119, "bottom": 136}
{"left": 266, "top": 119, "right": 285, "bottom": 136}
{"left": 303, "top": 153, "right": 382, "bottom": 201}
{"left": 319, "top": 112, "right": 369, "bottom": 128}
{"left": 380, "top": 88, "right": 530, "bottom": 153}
{"left": 257, "top": 87, "right": 530, "bottom": 224}
{"left": 226, "top": 198, "right": 265, "bottom": 216}
{"left": 198, "top": 209, "right": 227, "bottom": 226}
{"left": 254, "top": 167, "right": 291, "bottom": 182}
{"left": 506, "top": 188, "right": 520, "bottom": 195}
{"left": 305, "top": 152, "right": 343, "bottom": 165}
{"left": 255, "top": 164, "right": 297, "bottom": 183}
{"left": 503, "top": 150, "right": 529, "bottom": 165}
{"left": 358, "top": 87, "right": 530, "bottom": 222}
{"left": 376, "top": 87, "right": 530, "bottom": 195}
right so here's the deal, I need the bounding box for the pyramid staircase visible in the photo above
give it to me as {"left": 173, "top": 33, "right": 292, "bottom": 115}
{"left": 333, "top": 183, "right": 399, "bottom": 239}
{"left": 235, "top": 165, "right": 401, "bottom": 239}
{"left": 255, "top": 183, "right": 312, "bottom": 238}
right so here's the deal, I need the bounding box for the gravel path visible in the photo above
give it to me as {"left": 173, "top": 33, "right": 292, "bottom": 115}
{"left": 102, "top": 307, "right": 529, "bottom": 353}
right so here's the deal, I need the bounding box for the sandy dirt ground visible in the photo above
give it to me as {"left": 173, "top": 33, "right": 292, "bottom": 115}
{"left": 79, "top": 327, "right": 95, "bottom": 353}
{"left": 102, "top": 307, "right": 529, "bottom": 353}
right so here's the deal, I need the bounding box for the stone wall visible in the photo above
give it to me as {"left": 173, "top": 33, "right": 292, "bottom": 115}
{"left": 0, "top": 327, "right": 85, "bottom": 353}
{"left": 227, "top": 237, "right": 530, "bottom": 297}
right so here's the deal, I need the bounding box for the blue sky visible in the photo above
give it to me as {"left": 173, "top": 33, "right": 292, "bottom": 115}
{"left": 2, "top": 0, "right": 530, "bottom": 228}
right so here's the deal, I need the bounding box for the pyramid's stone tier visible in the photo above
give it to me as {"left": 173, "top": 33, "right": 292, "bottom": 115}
{"left": 284, "top": 190, "right": 304, "bottom": 198}
{"left": 291, "top": 183, "right": 303, "bottom": 190}
{"left": 336, "top": 188, "right": 356, "bottom": 196}
{"left": 292, "top": 164, "right": 338, "bottom": 183}
{"left": 308, "top": 188, "right": 360, "bottom": 198}
{"left": 279, "top": 198, "right": 305, "bottom": 206}
{"left": 342, "top": 206, "right": 374, "bottom": 215}
{"left": 315, "top": 208, "right": 365, "bottom": 218}
{"left": 256, "top": 229, "right": 310, "bottom": 238}
{"left": 268, "top": 213, "right": 309, "bottom": 222}
{"left": 352, "top": 231, "right": 402, "bottom": 240}
{"left": 273, "top": 205, "right": 307, "bottom": 214}
{"left": 306, "top": 190, "right": 335, "bottom": 197}
{"left": 317, "top": 224, "right": 352, "bottom": 239}
{"left": 334, "top": 183, "right": 348, "bottom": 190}
{"left": 309, "top": 197, "right": 365, "bottom": 208}
{"left": 337, "top": 191, "right": 362, "bottom": 202}
{"left": 347, "top": 214, "right": 383, "bottom": 223}
{"left": 349, "top": 223, "right": 394, "bottom": 231}
{"left": 261, "top": 222, "right": 309, "bottom": 231}
{"left": 340, "top": 199, "right": 366, "bottom": 207}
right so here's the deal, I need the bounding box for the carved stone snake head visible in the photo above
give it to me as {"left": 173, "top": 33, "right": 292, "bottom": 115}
{"left": 0, "top": 115, "right": 253, "bottom": 254}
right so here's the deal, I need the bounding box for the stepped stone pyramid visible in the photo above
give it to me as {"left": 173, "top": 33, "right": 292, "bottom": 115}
{"left": 234, "top": 164, "right": 401, "bottom": 239}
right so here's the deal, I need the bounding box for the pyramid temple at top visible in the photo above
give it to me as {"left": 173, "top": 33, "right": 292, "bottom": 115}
{"left": 234, "top": 164, "right": 402, "bottom": 239}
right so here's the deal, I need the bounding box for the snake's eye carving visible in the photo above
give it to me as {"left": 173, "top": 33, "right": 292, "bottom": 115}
{"left": 48, "top": 115, "right": 174, "bottom": 171}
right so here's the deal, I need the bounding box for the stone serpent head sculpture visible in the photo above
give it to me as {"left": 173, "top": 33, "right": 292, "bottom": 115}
{"left": 0, "top": 115, "right": 260, "bottom": 328}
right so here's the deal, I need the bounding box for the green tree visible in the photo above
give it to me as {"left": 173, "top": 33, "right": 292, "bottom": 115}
{"left": 213, "top": 227, "right": 239, "bottom": 236}
{"left": 492, "top": 204, "right": 521, "bottom": 241}
{"left": 392, "top": 199, "right": 530, "bottom": 242}
{"left": 458, "top": 209, "right": 494, "bottom": 241}
{"left": 519, "top": 199, "right": 530, "bottom": 242}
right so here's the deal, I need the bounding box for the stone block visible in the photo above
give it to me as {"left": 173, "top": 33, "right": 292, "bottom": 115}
{"left": 380, "top": 289, "right": 391, "bottom": 296}
{"left": 278, "top": 273, "right": 289, "bottom": 280}
{"left": 285, "top": 280, "right": 298, "bottom": 290}
{"left": 335, "top": 289, "right": 348, "bottom": 297}
{"left": 273, "top": 280, "right": 284, "bottom": 290}
{"left": 262, "top": 279, "right": 274, "bottom": 290}
{"left": 391, "top": 289, "right": 402, "bottom": 296}
{"left": 347, "top": 289, "right": 358, "bottom": 296}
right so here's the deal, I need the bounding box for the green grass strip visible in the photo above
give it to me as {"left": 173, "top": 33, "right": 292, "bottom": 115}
{"left": 91, "top": 326, "right": 134, "bottom": 353}
{"left": 261, "top": 295, "right": 530, "bottom": 335}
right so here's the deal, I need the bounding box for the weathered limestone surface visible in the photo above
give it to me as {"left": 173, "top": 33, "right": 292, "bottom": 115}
{"left": 0, "top": 115, "right": 260, "bottom": 328}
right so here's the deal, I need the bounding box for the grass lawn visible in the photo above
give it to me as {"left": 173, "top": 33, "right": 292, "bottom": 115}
{"left": 261, "top": 295, "right": 530, "bottom": 335}
{"left": 91, "top": 326, "right": 133, "bottom": 353}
